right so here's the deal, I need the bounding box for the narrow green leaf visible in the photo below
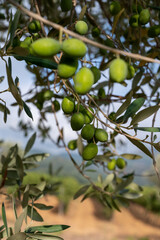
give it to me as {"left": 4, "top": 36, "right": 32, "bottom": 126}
{"left": 122, "top": 191, "right": 143, "bottom": 199}
{"left": 27, "top": 205, "right": 43, "bottom": 222}
{"left": 6, "top": 61, "right": 23, "bottom": 109}
{"left": 13, "top": 54, "right": 58, "bottom": 69}
{"left": 111, "top": 198, "right": 121, "bottom": 212}
{"left": 21, "top": 185, "right": 29, "bottom": 209}
{"left": 24, "top": 132, "right": 36, "bottom": 156}
{"left": 115, "top": 91, "right": 133, "bottom": 118}
{"left": 26, "top": 225, "right": 70, "bottom": 233}
{"left": 23, "top": 153, "right": 49, "bottom": 162}
{"left": 79, "top": 5, "right": 87, "bottom": 20}
{"left": 0, "top": 103, "right": 10, "bottom": 114}
{"left": 0, "top": 76, "right": 5, "bottom": 83}
{"left": 135, "top": 127, "right": 160, "bottom": 132}
{"left": 126, "top": 136, "right": 152, "bottom": 158}
{"left": 16, "top": 154, "right": 24, "bottom": 182}
{"left": 26, "top": 233, "right": 63, "bottom": 240}
{"left": 153, "top": 142, "right": 160, "bottom": 152}
{"left": 132, "top": 69, "right": 144, "bottom": 89}
{"left": 9, "top": 10, "right": 21, "bottom": 46}
{"left": 7, "top": 232, "right": 26, "bottom": 240}
{"left": 8, "top": 58, "right": 12, "bottom": 75}
{"left": 120, "top": 154, "right": 142, "bottom": 160}
{"left": 14, "top": 212, "right": 25, "bottom": 234}
{"left": 131, "top": 105, "right": 160, "bottom": 126}
{"left": 0, "top": 225, "right": 5, "bottom": 232}
{"left": 74, "top": 185, "right": 90, "bottom": 200}
{"left": 123, "top": 98, "right": 145, "bottom": 122}
{"left": 77, "top": 135, "right": 83, "bottom": 156}
{"left": 3, "top": 105, "right": 8, "bottom": 123}
{"left": 33, "top": 203, "right": 53, "bottom": 211}
{"left": 2, "top": 203, "right": 8, "bottom": 237}
{"left": 112, "top": 8, "right": 124, "bottom": 35}
{"left": 115, "top": 175, "right": 134, "bottom": 193}
{"left": 23, "top": 101, "right": 33, "bottom": 120}
{"left": 102, "top": 173, "right": 115, "bottom": 188}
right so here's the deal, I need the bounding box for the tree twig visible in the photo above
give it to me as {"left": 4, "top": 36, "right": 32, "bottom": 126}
{"left": 7, "top": 0, "right": 160, "bottom": 65}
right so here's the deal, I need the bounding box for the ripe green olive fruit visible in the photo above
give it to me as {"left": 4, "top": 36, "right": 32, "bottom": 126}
{"left": 109, "top": 58, "right": 128, "bottom": 83}
{"left": 94, "top": 128, "right": 108, "bottom": 142}
{"left": 81, "top": 124, "right": 95, "bottom": 141}
{"left": 129, "top": 14, "right": 139, "bottom": 28}
{"left": 62, "top": 38, "right": 87, "bottom": 58}
{"left": 116, "top": 157, "right": 126, "bottom": 169}
{"left": 104, "top": 38, "right": 115, "bottom": 48}
{"left": 43, "top": 90, "right": 54, "bottom": 100}
{"left": 109, "top": 1, "right": 121, "bottom": 15}
{"left": 58, "top": 56, "right": 78, "bottom": 78}
{"left": 73, "top": 67, "right": 94, "bottom": 94}
{"left": 139, "top": 9, "right": 150, "bottom": 25}
{"left": 52, "top": 100, "right": 60, "bottom": 112}
{"left": 127, "top": 65, "right": 135, "bottom": 79}
{"left": 68, "top": 139, "right": 77, "bottom": 150}
{"left": 75, "top": 21, "right": 88, "bottom": 35}
{"left": 12, "top": 36, "right": 21, "bottom": 48}
{"left": 108, "top": 112, "right": 116, "bottom": 121}
{"left": 28, "top": 20, "right": 41, "bottom": 33}
{"left": 90, "top": 66, "right": 101, "bottom": 84}
{"left": 132, "top": 4, "right": 143, "bottom": 14}
{"left": 148, "top": 25, "right": 160, "bottom": 38}
{"left": 82, "top": 107, "right": 94, "bottom": 124}
{"left": 20, "top": 37, "right": 32, "bottom": 48}
{"left": 30, "top": 38, "right": 61, "bottom": 57}
{"left": 62, "top": 97, "right": 75, "bottom": 114}
{"left": 60, "top": 0, "right": 72, "bottom": 12}
{"left": 71, "top": 112, "right": 85, "bottom": 131}
{"left": 74, "top": 103, "right": 85, "bottom": 113}
{"left": 82, "top": 143, "right": 98, "bottom": 160}
{"left": 107, "top": 158, "right": 116, "bottom": 171}
{"left": 98, "top": 88, "right": 105, "bottom": 99}
{"left": 92, "top": 27, "right": 100, "bottom": 38}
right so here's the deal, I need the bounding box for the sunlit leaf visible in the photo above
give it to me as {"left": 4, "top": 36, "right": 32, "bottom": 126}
{"left": 120, "top": 154, "right": 142, "bottom": 160}
{"left": 14, "top": 212, "right": 25, "bottom": 234}
{"left": 26, "top": 225, "right": 70, "bottom": 233}
{"left": 7, "top": 232, "right": 26, "bottom": 240}
{"left": 26, "top": 233, "right": 63, "bottom": 240}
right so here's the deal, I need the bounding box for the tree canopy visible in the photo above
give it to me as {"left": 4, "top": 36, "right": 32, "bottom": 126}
{"left": 1, "top": 0, "right": 160, "bottom": 239}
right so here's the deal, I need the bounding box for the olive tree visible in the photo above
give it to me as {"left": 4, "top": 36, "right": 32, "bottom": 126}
{"left": 1, "top": 0, "right": 160, "bottom": 239}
